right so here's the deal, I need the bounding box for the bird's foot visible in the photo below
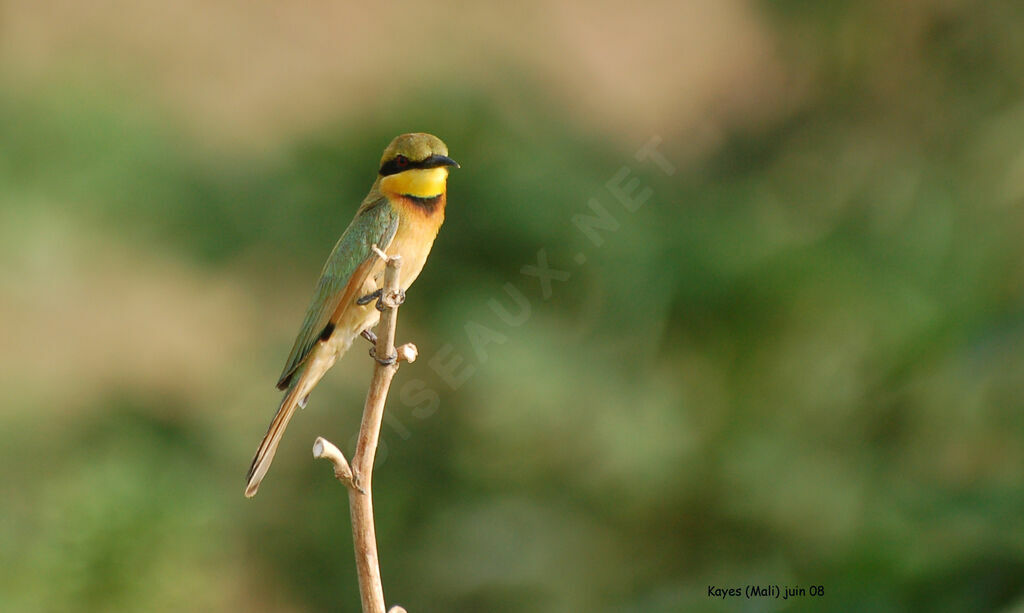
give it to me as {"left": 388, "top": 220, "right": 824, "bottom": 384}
{"left": 360, "top": 329, "right": 378, "bottom": 345}
{"left": 356, "top": 289, "right": 382, "bottom": 306}
{"left": 357, "top": 288, "right": 405, "bottom": 311}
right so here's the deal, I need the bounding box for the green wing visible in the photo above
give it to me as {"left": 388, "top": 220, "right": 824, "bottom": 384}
{"left": 276, "top": 197, "right": 398, "bottom": 389}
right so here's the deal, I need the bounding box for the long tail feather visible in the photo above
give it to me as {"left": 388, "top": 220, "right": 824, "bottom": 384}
{"left": 246, "top": 316, "right": 362, "bottom": 497}
{"left": 245, "top": 382, "right": 306, "bottom": 497}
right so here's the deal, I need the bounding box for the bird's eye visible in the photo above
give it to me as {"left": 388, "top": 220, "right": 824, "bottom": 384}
{"left": 395, "top": 155, "right": 409, "bottom": 167}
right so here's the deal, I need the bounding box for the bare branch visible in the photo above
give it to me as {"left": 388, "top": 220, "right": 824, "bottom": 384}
{"left": 315, "top": 253, "right": 416, "bottom": 613}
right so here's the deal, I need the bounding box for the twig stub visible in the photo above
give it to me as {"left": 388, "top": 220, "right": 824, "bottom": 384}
{"left": 312, "top": 436, "right": 357, "bottom": 491}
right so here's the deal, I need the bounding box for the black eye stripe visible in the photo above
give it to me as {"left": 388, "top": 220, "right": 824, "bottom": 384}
{"left": 379, "top": 158, "right": 413, "bottom": 176}
{"left": 379, "top": 153, "right": 456, "bottom": 176}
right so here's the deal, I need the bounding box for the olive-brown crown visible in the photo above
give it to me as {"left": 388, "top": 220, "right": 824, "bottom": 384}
{"left": 380, "top": 133, "right": 449, "bottom": 166}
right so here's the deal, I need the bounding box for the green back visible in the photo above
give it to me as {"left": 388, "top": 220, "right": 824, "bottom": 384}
{"left": 276, "top": 196, "right": 398, "bottom": 389}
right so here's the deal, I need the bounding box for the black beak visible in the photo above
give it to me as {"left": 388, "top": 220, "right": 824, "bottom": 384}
{"left": 422, "top": 154, "right": 460, "bottom": 169}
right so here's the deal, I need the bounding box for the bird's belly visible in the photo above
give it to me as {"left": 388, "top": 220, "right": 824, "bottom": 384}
{"left": 375, "top": 216, "right": 440, "bottom": 291}
{"left": 298, "top": 296, "right": 378, "bottom": 400}
{"left": 330, "top": 301, "right": 380, "bottom": 355}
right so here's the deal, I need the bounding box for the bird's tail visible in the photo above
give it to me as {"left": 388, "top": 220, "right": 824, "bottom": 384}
{"left": 245, "top": 381, "right": 307, "bottom": 498}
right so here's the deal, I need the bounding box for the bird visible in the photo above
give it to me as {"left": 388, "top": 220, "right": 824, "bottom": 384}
{"left": 245, "top": 132, "right": 458, "bottom": 497}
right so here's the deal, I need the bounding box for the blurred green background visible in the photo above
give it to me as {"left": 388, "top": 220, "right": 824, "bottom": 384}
{"left": 3, "top": 1, "right": 1024, "bottom": 611}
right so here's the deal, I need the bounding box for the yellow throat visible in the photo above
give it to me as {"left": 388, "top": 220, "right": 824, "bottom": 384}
{"left": 380, "top": 167, "right": 449, "bottom": 198}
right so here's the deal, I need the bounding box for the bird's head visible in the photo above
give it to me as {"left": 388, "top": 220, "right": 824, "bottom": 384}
{"left": 378, "top": 133, "right": 459, "bottom": 199}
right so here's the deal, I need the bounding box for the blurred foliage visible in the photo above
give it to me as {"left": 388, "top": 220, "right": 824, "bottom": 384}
{"left": 3, "top": 2, "right": 1024, "bottom": 612}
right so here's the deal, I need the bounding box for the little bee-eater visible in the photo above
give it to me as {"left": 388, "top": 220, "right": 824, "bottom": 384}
{"left": 245, "top": 133, "right": 458, "bottom": 497}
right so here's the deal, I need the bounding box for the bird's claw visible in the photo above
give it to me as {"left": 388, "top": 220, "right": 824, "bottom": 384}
{"left": 369, "top": 347, "right": 398, "bottom": 366}
{"left": 357, "top": 288, "right": 405, "bottom": 311}
{"left": 360, "top": 329, "right": 378, "bottom": 345}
